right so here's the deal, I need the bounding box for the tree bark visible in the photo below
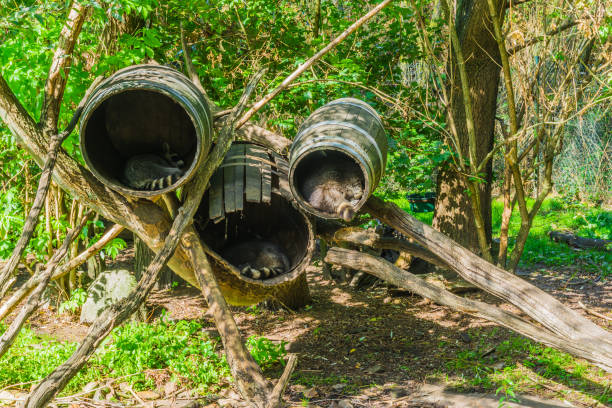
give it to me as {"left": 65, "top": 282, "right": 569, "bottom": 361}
{"left": 432, "top": 0, "right": 504, "bottom": 254}
{"left": 134, "top": 234, "right": 178, "bottom": 290}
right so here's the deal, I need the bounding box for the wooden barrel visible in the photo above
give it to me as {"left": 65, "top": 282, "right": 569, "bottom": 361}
{"left": 289, "top": 98, "right": 387, "bottom": 219}
{"left": 79, "top": 64, "right": 212, "bottom": 198}
{"left": 194, "top": 143, "right": 314, "bottom": 307}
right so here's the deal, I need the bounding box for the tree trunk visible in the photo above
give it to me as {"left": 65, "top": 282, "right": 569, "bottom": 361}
{"left": 432, "top": 0, "right": 503, "bottom": 254}
{"left": 134, "top": 234, "right": 178, "bottom": 290}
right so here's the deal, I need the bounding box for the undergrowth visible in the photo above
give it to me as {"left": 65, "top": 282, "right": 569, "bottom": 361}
{"left": 0, "top": 319, "right": 286, "bottom": 395}
{"left": 442, "top": 329, "right": 611, "bottom": 406}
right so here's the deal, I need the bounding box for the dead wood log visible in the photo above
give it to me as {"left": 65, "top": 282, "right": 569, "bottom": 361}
{"left": 365, "top": 196, "right": 612, "bottom": 370}
{"left": 0, "top": 213, "right": 90, "bottom": 358}
{"left": 548, "top": 230, "right": 611, "bottom": 250}
{"left": 332, "top": 227, "right": 448, "bottom": 269}
{"left": 0, "top": 224, "right": 124, "bottom": 322}
{"left": 325, "top": 247, "right": 612, "bottom": 370}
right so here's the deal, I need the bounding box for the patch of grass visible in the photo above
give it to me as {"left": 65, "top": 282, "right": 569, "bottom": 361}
{"left": 492, "top": 197, "right": 612, "bottom": 276}
{"left": 0, "top": 320, "right": 287, "bottom": 395}
{"left": 387, "top": 195, "right": 611, "bottom": 277}
{"left": 445, "top": 329, "right": 611, "bottom": 406}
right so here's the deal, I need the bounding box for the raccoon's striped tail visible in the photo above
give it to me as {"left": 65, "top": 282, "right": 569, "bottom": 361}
{"left": 144, "top": 173, "right": 182, "bottom": 191}
{"left": 240, "top": 265, "right": 285, "bottom": 280}
{"left": 337, "top": 201, "right": 356, "bottom": 222}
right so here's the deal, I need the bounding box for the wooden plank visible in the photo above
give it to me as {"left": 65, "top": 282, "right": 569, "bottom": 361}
{"left": 224, "top": 148, "right": 236, "bottom": 214}
{"left": 252, "top": 146, "right": 272, "bottom": 204}
{"left": 245, "top": 145, "right": 262, "bottom": 203}
{"left": 209, "top": 167, "right": 224, "bottom": 222}
{"left": 234, "top": 144, "right": 245, "bottom": 211}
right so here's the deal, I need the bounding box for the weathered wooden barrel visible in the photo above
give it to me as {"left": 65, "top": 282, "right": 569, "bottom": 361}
{"left": 79, "top": 64, "right": 213, "bottom": 197}
{"left": 289, "top": 98, "right": 387, "bottom": 219}
{"left": 194, "top": 143, "right": 314, "bottom": 307}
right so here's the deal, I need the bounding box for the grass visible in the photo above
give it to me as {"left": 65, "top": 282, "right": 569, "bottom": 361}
{"left": 0, "top": 319, "right": 286, "bottom": 396}
{"left": 388, "top": 195, "right": 611, "bottom": 277}
{"left": 442, "top": 328, "right": 611, "bottom": 406}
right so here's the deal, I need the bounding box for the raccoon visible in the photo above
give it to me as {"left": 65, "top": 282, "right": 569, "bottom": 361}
{"left": 221, "top": 240, "right": 291, "bottom": 280}
{"left": 123, "top": 143, "right": 185, "bottom": 190}
{"left": 301, "top": 160, "right": 363, "bottom": 221}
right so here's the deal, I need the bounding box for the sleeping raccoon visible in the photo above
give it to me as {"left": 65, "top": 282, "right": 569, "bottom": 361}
{"left": 123, "top": 143, "right": 185, "bottom": 190}
{"left": 221, "top": 240, "right": 291, "bottom": 280}
{"left": 300, "top": 159, "right": 363, "bottom": 221}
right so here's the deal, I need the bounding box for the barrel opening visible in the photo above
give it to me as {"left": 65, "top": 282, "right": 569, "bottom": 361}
{"left": 291, "top": 150, "right": 366, "bottom": 217}
{"left": 195, "top": 194, "right": 311, "bottom": 284}
{"left": 81, "top": 89, "right": 198, "bottom": 193}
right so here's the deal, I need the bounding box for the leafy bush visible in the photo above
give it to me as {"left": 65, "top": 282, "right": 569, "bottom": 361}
{"left": 246, "top": 335, "right": 287, "bottom": 369}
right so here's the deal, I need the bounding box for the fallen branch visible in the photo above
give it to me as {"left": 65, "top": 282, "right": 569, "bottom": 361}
{"left": 365, "top": 196, "right": 612, "bottom": 369}
{"left": 548, "top": 230, "right": 611, "bottom": 251}
{"left": 325, "top": 247, "right": 612, "bottom": 371}
{"left": 0, "top": 224, "right": 124, "bottom": 322}
{"left": 578, "top": 301, "right": 612, "bottom": 323}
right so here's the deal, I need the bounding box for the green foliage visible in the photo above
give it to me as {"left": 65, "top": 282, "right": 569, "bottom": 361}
{"left": 58, "top": 288, "right": 87, "bottom": 314}
{"left": 246, "top": 335, "right": 287, "bottom": 369}
{"left": 491, "top": 197, "right": 612, "bottom": 276}
{"left": 444, "top": 330, "right": 611, "bottom": 405}
{"left": 0, "top": 319, "right": 289, "bottom": 394}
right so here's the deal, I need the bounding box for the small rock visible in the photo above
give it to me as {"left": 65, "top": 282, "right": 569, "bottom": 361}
{"left": 81, "top": 381, "right": 98, "bottom": 397}
{"left": 137, "top": 390, "right": 160, "bottom": 400}
{"left": 393, "top": 298, "right": 401, "bottom": 304}
{"left": 383, "top": 296, "right": 392, "bottom": 304}
{"left": 163, "top": 381, "right": 178, "bottom": 397}
{"left": 80, "top": 269, "right": 140, "bottom": 324}
{"left": 93, "top": 388, "right": 107, "bottom": 401}
{"left": 389, "top": 389, "right": 408, "bottom": 399}
{"left": 365, "top": 364, "right": 383, "bottom": 374}
{"left": 119, "top": 382, "right": 131, "bottom": 393}
{"left": 332, "top": 383, "right": 347, "bottom": 391}
{"left": 0, "top": 390, "right": 14, "bottom": 403}
{"left": 303, "top": 387, "right": 318, "bottom": 398}
{"left": 292, "top": 384, "right": 306, "bottom": 393}
{"left": 338, "top": 399, "right": 353, "bottom": 408}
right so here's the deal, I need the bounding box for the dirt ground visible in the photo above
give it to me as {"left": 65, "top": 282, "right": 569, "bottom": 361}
{"left": 16, "top": 248, "right": 612, "bottom": 408}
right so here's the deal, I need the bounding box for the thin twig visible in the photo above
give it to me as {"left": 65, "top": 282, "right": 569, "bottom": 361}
{"left": 578, "top": 301, "right": 612, "bottom": 323}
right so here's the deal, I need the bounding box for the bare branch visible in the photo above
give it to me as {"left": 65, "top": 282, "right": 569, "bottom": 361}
{"left": 365, "top": 196, "right": 612, "bottom": 367}
{"left": 39, "top": 3, "right": 90, "bottom": 132}
{"left": 508, "top": 19, "right": 577, "bottom": 56}
{"left": 235, "top": 0, "right": 393, "bottom": 128}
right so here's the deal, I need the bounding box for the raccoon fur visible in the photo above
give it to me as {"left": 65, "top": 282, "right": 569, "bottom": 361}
{"left": 301, "top": 160, "right": 363, "bottom": 221}
{"left": 221, "top": 240, "right": 290, "bottom": 280}
{"left": 123, "top": 143, "right": 185, "bottom": 190}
